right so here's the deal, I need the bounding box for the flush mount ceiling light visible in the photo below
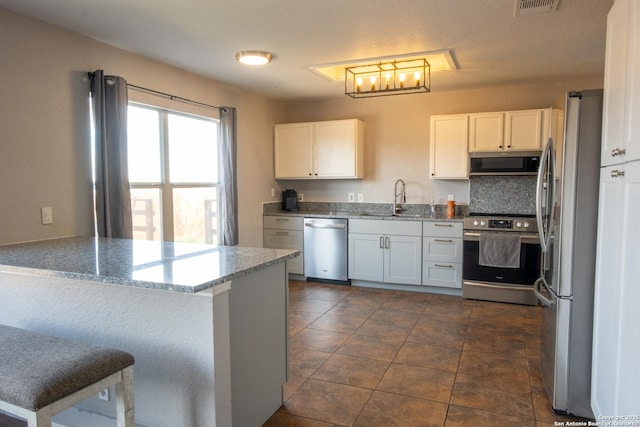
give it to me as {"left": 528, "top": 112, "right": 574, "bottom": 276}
{"left": 235, "top": 51, "right": 273, "bottom": 66}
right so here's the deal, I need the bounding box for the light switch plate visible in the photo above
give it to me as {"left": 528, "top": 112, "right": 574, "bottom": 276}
{"left": 357, "top": 193, "right": 364, "bottom": 202}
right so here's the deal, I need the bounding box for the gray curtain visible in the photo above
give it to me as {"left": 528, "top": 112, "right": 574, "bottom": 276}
{"left": 220, "top": 107, "right": 238, "bottom": 245}
{"left": 90, "top": 70, "right": 133, "bottom": 239}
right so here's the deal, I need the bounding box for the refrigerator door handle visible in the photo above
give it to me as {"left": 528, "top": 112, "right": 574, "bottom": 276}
{"left": 534, "top": 277, "right": 554, "bottom": 306}
{"left": 536, "top": 137, "right": 556, "bottom": 253}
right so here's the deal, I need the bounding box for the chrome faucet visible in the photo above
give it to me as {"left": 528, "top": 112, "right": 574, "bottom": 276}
{"left": 393, "top": 179, "right": 406, "bottom": 214}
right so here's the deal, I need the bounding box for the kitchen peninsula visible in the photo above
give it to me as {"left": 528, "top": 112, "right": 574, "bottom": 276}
{"left": 0, "top": 236, "right": 298, "bottom": 427}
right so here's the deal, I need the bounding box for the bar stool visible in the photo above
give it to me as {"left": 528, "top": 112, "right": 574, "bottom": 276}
{"left": 0, "top": 325, "right": 134, "bottom": 427}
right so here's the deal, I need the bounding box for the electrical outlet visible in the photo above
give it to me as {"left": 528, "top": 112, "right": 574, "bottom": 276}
{"left": 98, "top": 388, "right": 110, "bottom": 401}
{"left": 297, "top": 193, "right": 304, "bottom": 202}
{"left": 348, "top": 192, "right": 355, "bottom": 202}
{"left": 357, "top": 193, "right": 364, "bottom": 202}
{"left": 41, "top": 207, "right": 53, "bottom": 224}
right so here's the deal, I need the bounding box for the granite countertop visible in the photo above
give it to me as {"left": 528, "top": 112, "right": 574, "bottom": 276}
{"left": 264, "top": 210, "right": 464, "bottom": 222}
{"left": 0, "top": 237, "right": 298, "bottom": 293}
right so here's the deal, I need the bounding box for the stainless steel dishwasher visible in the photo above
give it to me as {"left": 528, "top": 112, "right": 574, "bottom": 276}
{"left": 303, "top": 217, "right": 349, "bottom": 283}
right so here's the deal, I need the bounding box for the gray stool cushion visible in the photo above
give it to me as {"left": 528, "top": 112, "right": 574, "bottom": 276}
{"left": 0, "top": 325, "right": 134, "bottom": 411}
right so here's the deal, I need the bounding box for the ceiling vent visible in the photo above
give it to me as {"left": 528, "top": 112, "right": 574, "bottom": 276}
{"left": 514, "top": 0, "right": 560, "bottom": 16}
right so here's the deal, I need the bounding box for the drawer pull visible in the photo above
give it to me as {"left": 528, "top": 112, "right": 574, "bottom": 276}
{"left": 275, "top": 231, "right": 290, "bottom": 236}
{"left": 434, "top": 239, "right": 453, "bottom": 243}
{"left": 275, "top": 218, "right": 290, "bottom": 222}
{"left": 434, "top": 264, "right": 454, "bottom": 268}
{"left": 434, "top": 223, "right": 452, "bottom": 227}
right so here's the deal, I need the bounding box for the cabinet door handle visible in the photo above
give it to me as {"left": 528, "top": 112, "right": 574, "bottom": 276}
{"left": 611, "top": 169, "right": 625, "bottom": 178}
{"left": 385, "top": 236, "right": 390, "bottom": 249}
{"left": 434, "top": 223, "right": 453, "bottom": 227}
{"left": 611, "top": 148, "right": 626, "bottom": 157}
{"left": 434, "top": 239, "right": 453, "bottom": 243}
{"left": 434, "top": 264, "right": 454, "bottom": 268}
{"left": 379, "top": 236, "right": 384, "bottom": 248}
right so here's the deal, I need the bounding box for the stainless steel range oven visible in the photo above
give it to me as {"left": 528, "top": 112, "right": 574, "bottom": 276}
{"left": 463, "top": 215, "right": 541, "bottom": 305}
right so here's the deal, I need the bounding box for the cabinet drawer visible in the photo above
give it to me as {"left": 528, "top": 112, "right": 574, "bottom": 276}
{"left": 349, "top": 219, "right": 422, "bottom": 236}
{"left": 423, "top": 237, "right": 462, "bottom": 263}
{"left": 263, "top": 229, "right": 303, "bottom": 249}
{"left": 423, "top": 221, "right": 462, "bottom": 237}
{"left": 422, "top": 261, "right": 462, "bottom": 289}
{"left": 263, "top": 216, "right": 304, "bottom": 230}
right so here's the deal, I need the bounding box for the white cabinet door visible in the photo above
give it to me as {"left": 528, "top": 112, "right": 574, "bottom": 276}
{"left": 601, "top": 0, "right": 640, "bottom": 166}
{"left": 504, "top": 109, "right": 544, "bottom": 151}
{"left": 385, "top": 235, "right": 422, "bottom": 285}
{"left": 348, "top": 233, "right": 384, "bottom": 282}
{"left": 274, "top": 123, "right": 313, "bottom": 178}
{"left": 429, "top": 115, "right": 469, "bottom": 179}
{"left": 314, "top": 120, "right": 363, "bottom": 178}
{"left": 469, "top": 112, "right": 504, "bottom": 152}
{"left": 592, "top": 161, "right": 640, "bottom": 417}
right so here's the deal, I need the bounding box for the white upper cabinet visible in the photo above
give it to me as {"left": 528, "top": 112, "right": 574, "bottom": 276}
{"left": 601, "top": 0, "right": 640, "bottom": 166}
{"left": 469, "top": 112, "right": 504, "bottom": 151}
{"left": 469, "top": 109, "right": 545, "bottom": 152}
{"left": 504, "top": 109, "right": 544, "bottom": 151}
{"left": 274, "top": 123, "right": 313, "bottom": 178}
{"left": 274, "top": 119, "right": 364, "bottom": 179}
{"left": 429, "top": 114, "right": 469, "bottom": 179}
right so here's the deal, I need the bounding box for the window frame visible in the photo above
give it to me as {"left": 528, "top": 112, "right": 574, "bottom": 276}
{"left": 128, "top": 102, "right": 222, "bottom": 243}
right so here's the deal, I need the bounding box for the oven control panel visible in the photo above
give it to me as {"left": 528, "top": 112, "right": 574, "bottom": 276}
{"left": 463, "top": 217, "right": 538, "bottom": 233}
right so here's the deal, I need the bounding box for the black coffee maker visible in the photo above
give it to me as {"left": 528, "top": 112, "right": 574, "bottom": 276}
{"left": 281, "top": 189, "right": 299, "bottom": 211}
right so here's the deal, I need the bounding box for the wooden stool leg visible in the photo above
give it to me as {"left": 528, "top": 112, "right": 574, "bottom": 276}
{"left": 116, "top": 366, "right": 134, "bottom": 427}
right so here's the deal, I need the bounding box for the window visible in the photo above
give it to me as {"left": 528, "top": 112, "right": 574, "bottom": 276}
{"left": 127, "top": 104, "right": 220, "bottom": 244}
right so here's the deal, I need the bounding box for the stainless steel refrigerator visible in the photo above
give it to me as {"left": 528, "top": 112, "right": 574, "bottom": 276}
{"left": 534, "top": 90, "right": 603, "bottom": 418}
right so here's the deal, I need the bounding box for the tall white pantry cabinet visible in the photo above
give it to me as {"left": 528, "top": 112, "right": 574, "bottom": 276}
{"left": 591, "top": 0, "right": 640, "bottom": 418}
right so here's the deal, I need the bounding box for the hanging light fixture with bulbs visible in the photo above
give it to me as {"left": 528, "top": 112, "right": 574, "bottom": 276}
{"left": 235, "top": 51, "right": 273, "bottom": 66}
{"left": 345, "top": 58, "right": 430, "bottom": 98}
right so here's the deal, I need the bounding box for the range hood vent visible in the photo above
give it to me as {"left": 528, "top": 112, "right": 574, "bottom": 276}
{"left": 514, "top": 0, "right": 559, "bottom": 16}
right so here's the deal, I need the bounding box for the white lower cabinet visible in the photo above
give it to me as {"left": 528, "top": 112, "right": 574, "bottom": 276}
{"left": 263, "top": 216, "right": 304, "bottom": 275}
{"left": 349, "top": 220, "right": 422, "bottom": 286}
{"left": 591, "top": 161, "right": 640, "bottom": 417}
{"left": 422, "top": 222, "right": 463, "bottom": 288}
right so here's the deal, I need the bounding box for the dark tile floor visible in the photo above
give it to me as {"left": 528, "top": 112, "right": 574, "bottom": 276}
{"left": 264, "top": 280, "right": 587, "bottom": 427}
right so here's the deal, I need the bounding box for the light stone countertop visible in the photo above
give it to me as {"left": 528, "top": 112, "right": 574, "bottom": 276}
{"left": 264, "top": 210, "right": 464, "bottom": 222}
{"left": 0, "top": 236, "right": 298, "bottom": 293}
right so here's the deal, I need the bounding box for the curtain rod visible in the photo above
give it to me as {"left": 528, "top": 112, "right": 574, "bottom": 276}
{"left": 87, "top": 72, "right": 224, "bottom": 112}
{"left": 127, "top": 83, "right": 223, "bottom": 112}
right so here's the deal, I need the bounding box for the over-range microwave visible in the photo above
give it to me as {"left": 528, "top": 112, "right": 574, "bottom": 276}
{"left": 469, "top": 151, "right": 541, "bottom": 176}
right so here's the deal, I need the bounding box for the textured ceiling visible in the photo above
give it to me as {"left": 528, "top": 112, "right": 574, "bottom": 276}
{"left": 0, "top": 0, "right": 613, "bottom": 101}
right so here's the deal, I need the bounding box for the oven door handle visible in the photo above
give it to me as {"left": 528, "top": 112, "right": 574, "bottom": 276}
{"left": 463, "top": 231, "right": 540, "bottom": 244}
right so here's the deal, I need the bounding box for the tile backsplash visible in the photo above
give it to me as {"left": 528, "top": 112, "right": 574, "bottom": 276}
{"left": 469, "top": 176, "right": 537, "bottom": 215}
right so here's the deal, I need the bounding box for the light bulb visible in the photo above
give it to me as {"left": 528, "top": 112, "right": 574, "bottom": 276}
{"left": 414, "top": 71, "right": 421, "bottom": 87}
{"left": 370, "top": 76, "right": 376, "bottom": 91}
{"left": 399, "top": 73, "right": 405, "bottom": 88}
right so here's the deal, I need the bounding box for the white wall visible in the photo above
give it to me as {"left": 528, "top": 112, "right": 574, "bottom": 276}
{"left": 0, "top": 7, "right": 605, "bottom": 249}
{"left": 280, "top": 80, "right": 603, "bottom": 205}
{"left": 0, "top": 8, "right": 284, "bottom": 248}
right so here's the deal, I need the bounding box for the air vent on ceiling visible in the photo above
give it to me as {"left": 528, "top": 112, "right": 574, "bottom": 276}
{"left": 514, "top": 0, "right": 559, "bottom": 16}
